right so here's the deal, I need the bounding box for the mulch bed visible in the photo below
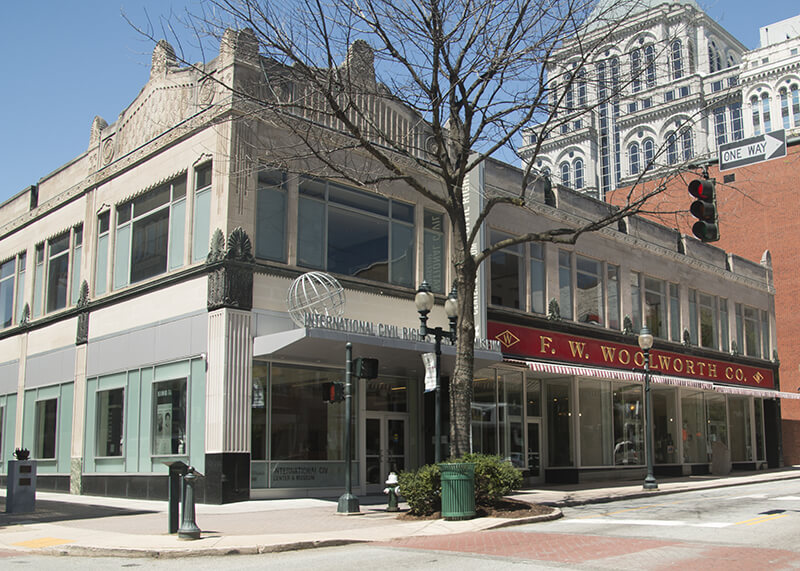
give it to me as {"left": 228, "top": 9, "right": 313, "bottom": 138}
{"left": 397, "top": 498, "right": 553, "bottom": 520}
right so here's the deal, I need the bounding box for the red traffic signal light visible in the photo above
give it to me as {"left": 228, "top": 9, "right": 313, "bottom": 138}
{"left": 688, "top": 178, "right": 719, "bottom": 242}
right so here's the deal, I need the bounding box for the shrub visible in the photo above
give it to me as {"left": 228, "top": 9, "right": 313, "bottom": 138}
{"left": 453, "top": 453, "right": 522, "bottom": 506}
{"left": 398, "top": 463, "right": 441, "bottom": 515}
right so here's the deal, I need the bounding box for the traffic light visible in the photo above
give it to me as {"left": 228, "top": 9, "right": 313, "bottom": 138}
{"left": 354, "top": 357, "right": 379, "bottom": 379}
{"left": 688, "top": 178, "right": 719, "bottom": 242}
{"left": 322, "top": 381, "right": 345, "bottom": 403}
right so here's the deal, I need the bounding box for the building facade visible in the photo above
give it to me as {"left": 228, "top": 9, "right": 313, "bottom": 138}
{"left": 520, "top": 0, "right": 800, "bottom": 464}
{"left": 0, "top": 28, "right": 792, "bottom": 503}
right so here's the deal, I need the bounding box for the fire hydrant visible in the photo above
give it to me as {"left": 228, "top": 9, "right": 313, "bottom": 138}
{"left": 384, "top": 472, "right": 400, "bottom": 512}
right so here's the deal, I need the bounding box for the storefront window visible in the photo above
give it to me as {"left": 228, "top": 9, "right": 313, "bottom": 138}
{"left": 252, "top": 364, "right": 269, "bottom": 461}
{"left": 96, "top": 388, "right": 124, "bottom": 457}
{"left": 613, "top": 384, "right": 643, "bottom": 465}
{"left": 652, "top": 387, "right": 678, "bottom": 463}
{"left": 681, "top": 391, "right": 707, "bottom": 463}
{"left": 499, "top": 372, "right": 524, "bottom": 467}
{"left": 547, "top": 380, "right": 573, "bottom": 466}
{"left": 705, "top": 393, "right": 727, "bottom": 453}
{"left": 365, "top": 376, "right": 407, "bottom": 412}
{"left": 472, "top": 375, "right": 497, "bottom": 455}
{"left": 271, "top": 365, "right": 346, "bottom": 460}
{"left": 729, "top": 396, "right": 752, "bottom": 462}
{"left": 579, "top": 379, "right": 612, "bottom": 466}
{"left": 35, "top": 398, "right": 58, "bottom": 459}
{"left": 526, "top": 376, "right": 541, "bottom": 417}
{"left": 152, "top": 379, "right": 187, "bottom": 456}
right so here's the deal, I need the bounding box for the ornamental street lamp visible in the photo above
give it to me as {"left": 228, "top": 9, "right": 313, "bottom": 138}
{"left": 637, "top": 326, "right": 658, "bottom": 490}
{"left": 416, "top": 281, "right": 458, "bottom": 463}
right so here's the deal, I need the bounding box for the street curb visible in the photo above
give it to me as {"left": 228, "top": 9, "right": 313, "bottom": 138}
{"left": 484, "top": 507, "right": 563, "bottom": 530}
{"left": 45, "top": 539, "right": 368, "bottom": 559}
{"left": 545, "top": 471, "right": 800, "bottom": 508}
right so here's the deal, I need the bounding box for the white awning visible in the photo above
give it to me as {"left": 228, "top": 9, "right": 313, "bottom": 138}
{"left": 508, "top": 358, "right": 797, "bottom": 398}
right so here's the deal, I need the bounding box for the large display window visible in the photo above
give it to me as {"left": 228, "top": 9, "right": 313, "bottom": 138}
{"left": 152, "top": 379, "right": 187, "bottom": 456}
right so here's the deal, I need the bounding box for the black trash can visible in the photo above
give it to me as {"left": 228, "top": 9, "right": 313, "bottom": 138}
{"left": 439, "top": 462, "right": 476, "bottom": 520}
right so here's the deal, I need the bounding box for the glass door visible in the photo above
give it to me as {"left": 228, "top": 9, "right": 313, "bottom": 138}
{"left": 364, "top": 413, "right": 407, "bottom": 494}
{"left": 527, "top": 420, "right": 543, "bottom": 483}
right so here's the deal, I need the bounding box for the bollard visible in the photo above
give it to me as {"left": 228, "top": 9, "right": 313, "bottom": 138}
{"left": 384, "top": 472, "right": 400, "bottom": 512}
{"left": 178, "top": 467, "right": 202, "bottom": 539}
{"left": 166, "top": 461, "right": 188, "bottom": 534}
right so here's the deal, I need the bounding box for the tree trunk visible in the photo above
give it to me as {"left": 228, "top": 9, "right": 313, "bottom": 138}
{"left": 449, "top": 249, "right": 477, "bottom": 458}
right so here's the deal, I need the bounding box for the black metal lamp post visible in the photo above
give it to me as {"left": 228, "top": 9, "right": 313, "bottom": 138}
{"left": 337, "top": 342, "right": 360, "bottom": 514}
{"left": 638, "top": 326, "right": 658, "bottom": 490}
{"left": 415, "top": 281, "right": 458, "bottom": 463}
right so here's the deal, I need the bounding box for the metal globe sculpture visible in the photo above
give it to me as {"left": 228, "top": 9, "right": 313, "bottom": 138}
{"left": 287, "top": 272, "right": 346, "bottom": 327}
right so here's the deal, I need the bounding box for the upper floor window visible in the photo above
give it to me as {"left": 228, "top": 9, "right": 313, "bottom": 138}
{"left": 730, "top": 103, "right": 744, "bottom": 141}
{"left": 559, "top": 250, "right": 573, "bottom": 320}
{"left": 574, "top": 159, "right": 584, "bottom": 190}
{"left": 95, "top": 211, "right": 110, "bottom": 295}
{"left": 530, "top": 243, "right": 545, "bottom": 314}
{"left": 255, "top": 170, "right": 287, "bottom": 262}
{"left": 628, "top": 143, "right": 640, "bottom": 176}
{"left": 643, "top": 138, "right": 654, "bottom": 171}
{"left": 681, "top": 128, "right": 694, "bottom": 161}
{"left": 780, "top": 88, "right": 790, "bottom": 129}
{"left": 751, "top": 95, "right": 762, "bottom": 135}
{"left": 714, "top": 107, "right": 727, "bottom": 146}
{"left": 577, "top": 70, "right": 587, "bottom": 106}
{"left": 575, "top": 255, "right": 603, "bottom": 325}
{"left": 192, "top": 164, "right": 212, "bottom": 262}
{"left": 666, "top": 131, "right": 678, "bottom": 165}
{"left": 113, "top": 174, "right": 187, "bottom": 290}
{"left": 560, "top": 253, "right": 615, "bottom": 327}
{"left": 560, "top": 162, "right": 570, "bottom": 187}
{"left": 736, "top": 303, "right": 769, "bottom": 358}
{"left": 791, "top": 85, "right": 800, "bottom": 127}
{"left": 671, "top": 40, "right": 683, "bottom": 80}
{"left": 297, "top": 178, "right": 414, "bottom": 287}
{"left": 631, "top": 49, "right": 642, "bottom": 93}
{"left": 1, "top": 253, "right": 26, "bottom": 329}
{"left": 645, "top": 45, "right": 656, "bottom": 88}
{"left": 708, "top": 41, "right": 722, "bottom": 72}
{"left": 490, "top": 230, "right": 523, "bottom": 309}
{"left": 30, "top": 226, "right": 83, "bottom": 317}
{"left": 761, "top": 93, "right": 772, "bottom": 133}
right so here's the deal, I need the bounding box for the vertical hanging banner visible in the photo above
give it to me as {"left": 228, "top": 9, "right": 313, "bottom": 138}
{"left": 422, "top": 352, "right": 437, "bottom": 392}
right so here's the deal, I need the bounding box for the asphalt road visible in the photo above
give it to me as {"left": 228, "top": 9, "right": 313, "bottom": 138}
{"left": 3, "top": 478, "right": 800, "bottom": 569}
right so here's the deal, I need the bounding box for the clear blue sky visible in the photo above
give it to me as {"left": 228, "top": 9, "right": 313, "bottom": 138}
{"left": 1, "top": 0, "right": 798, "bottom": 205}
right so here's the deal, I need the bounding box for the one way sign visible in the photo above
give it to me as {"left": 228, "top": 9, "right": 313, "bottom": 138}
{"left": 719, "top": 130, "right": 786, "bottom": 171}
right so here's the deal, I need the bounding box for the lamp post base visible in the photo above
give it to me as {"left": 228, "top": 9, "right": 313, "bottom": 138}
{"left": 336, "top": 493, "right": 361, "bottom": 514}
{"left": 643, "top": 475, "right": 659, "bottom": 490}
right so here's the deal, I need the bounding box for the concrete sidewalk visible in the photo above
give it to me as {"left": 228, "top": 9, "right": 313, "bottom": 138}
{"left": 1, "top": 467, "right": 798, "bottom": 558}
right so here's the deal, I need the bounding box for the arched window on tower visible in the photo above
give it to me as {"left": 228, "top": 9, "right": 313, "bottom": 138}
{"left": 681, "top": 128, "right": 694, "bottom": 161}
{"left": 761, "top": 92, "right": 772, "bottom": 133}
{"left": 560, "top": 162, "right": 570, "bottom": 187}
{"left": 780, "top": 87, "right": 790, "bottom": 130}
{"left": 631, "top": 49, "right": 642, "bottom": 93}
{"left": 666, "top": 131, "right": 678, "bottom": 165}
{"left": 751, "top": 94, "right": 762, "bottom": 135}
{"left": 645, "top": 45, "right": 656, "bottom": 87}
{"left": 643, "top": 138, "right": 655, "bottom": 171}
{"left": 671, "top": 40, "right": 683, "bottom": 80}
{"left": 791, "top": 84, "right": 800, "bottom": 127}
{"left": 574, "top": 159, "right": 584, "bottom": 190}
{"left": 628, "top": 143, "right": 641, "bottom": 176}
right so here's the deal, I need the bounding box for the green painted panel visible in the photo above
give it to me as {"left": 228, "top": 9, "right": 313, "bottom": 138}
{"left": 139, "top": 368, "right": 154, "bottom": 466}
{"left": 84, "top": 378, "right": 98, "bottom": 473}
{"left": 21, "top": 390, "right": 35, "bottom": 454}
{"left": 0, "top": 394, "right": 16, "bottom": 474}
{"left": 154, "top": 361, "right": 190, "bottom": 382}
{"left": 189, "top": 357, "right": 206, "bottom": 472}
{"left": 57, "top": 383, "right": 73, "bottom": 473}
{"left": 126, "top": 370, "right": 141, "bottom": 472}
{"left": 97, "top": 372, "right": 127, "bottom": 391}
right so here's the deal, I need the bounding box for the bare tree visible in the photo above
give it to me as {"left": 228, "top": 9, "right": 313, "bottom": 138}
{"left": 143, "top": 0, "right": 700, "bottom": 457}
